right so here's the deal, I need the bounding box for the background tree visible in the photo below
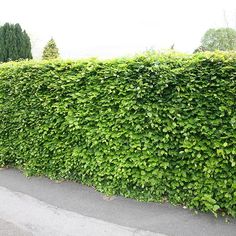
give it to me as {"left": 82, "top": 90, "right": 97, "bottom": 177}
{"left": 193, "top": 45, "right": 206, "bottom": 53}
{"left": 0, "top": 23, "right": 32, "bottom": 62}
{"left": 42, "top": 38, "right": 60, "bottom": 60}
{"left": 200, "top": 28, "right": 236, "bottom": 51}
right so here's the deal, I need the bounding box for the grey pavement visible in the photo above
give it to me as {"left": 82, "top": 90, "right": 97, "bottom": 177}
{"left": 0, "top": 218, "right": 32, "bottom": 236}
{"left": 0, "top": 186, "right": 161, "bottom": 236}
{"left": 0, "top": 168, "right": 235, "bottom": 236}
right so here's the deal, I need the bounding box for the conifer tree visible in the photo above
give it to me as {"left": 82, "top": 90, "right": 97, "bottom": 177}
{"left": 0, "top": 23, "right": 32, "bottom": 62}
{"left": 42, "top": 38, "right": 60, "bottom": 60}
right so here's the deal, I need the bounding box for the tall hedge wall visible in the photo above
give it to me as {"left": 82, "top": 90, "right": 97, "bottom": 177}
{"left": 0, "top": 52, "right": 236, "bottom": 216}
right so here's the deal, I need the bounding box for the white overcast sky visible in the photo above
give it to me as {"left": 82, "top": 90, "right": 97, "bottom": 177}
{"left": 0, "top": 0, "right": 236, "bottom": 59}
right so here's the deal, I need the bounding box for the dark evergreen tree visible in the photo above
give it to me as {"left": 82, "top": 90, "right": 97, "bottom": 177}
{"left": 0, "top": 23, "right": 32, "bottom": 62}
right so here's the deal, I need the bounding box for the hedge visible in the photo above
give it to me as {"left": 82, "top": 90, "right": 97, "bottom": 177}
{"left": 0, "top": 52, "right": 236, "bottom": 217}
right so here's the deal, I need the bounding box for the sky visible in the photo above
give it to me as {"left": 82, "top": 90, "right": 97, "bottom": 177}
{"left": 0, "top": 0, "right": 236, "bottom": 59}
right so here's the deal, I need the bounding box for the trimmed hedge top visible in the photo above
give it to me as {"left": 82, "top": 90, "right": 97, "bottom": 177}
{"left": 0, "top": 52, "right": 236, "bottom": 217}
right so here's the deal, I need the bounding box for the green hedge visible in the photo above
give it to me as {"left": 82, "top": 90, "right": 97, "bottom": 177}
{"left": 0, "top": 52, "right": 236, "bottom": 216}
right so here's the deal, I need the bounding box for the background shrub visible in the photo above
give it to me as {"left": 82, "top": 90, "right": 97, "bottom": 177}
{"left": 0, "top": 52, "right": 235, "bottom": 217}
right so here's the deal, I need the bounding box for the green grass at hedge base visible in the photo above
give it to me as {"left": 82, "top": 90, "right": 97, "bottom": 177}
{"left": 0, "top": 52, "right": 236, "bottom": 217}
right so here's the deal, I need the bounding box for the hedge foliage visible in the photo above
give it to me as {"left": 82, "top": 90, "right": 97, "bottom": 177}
{"left": 0, "top": 52, "right": 236, "bottom": 217}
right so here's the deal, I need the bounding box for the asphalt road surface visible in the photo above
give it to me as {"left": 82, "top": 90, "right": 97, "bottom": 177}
{"left": 0, "top": 168, "right": 235, "bottom": 236}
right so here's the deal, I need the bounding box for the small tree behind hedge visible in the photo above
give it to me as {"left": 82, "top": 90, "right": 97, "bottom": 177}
{"left": 200, "top": 28, "right": 236, "bottom": 51}
{"left": 42, "top": 38, "right": 60, "bottom": 60}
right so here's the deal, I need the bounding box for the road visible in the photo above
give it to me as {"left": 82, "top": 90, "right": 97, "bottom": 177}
{"left": 0, "top": 168, "right": 235, "bottom": 236}
{"left": 0, "top": 218, "right": 32, "bottom": 236}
